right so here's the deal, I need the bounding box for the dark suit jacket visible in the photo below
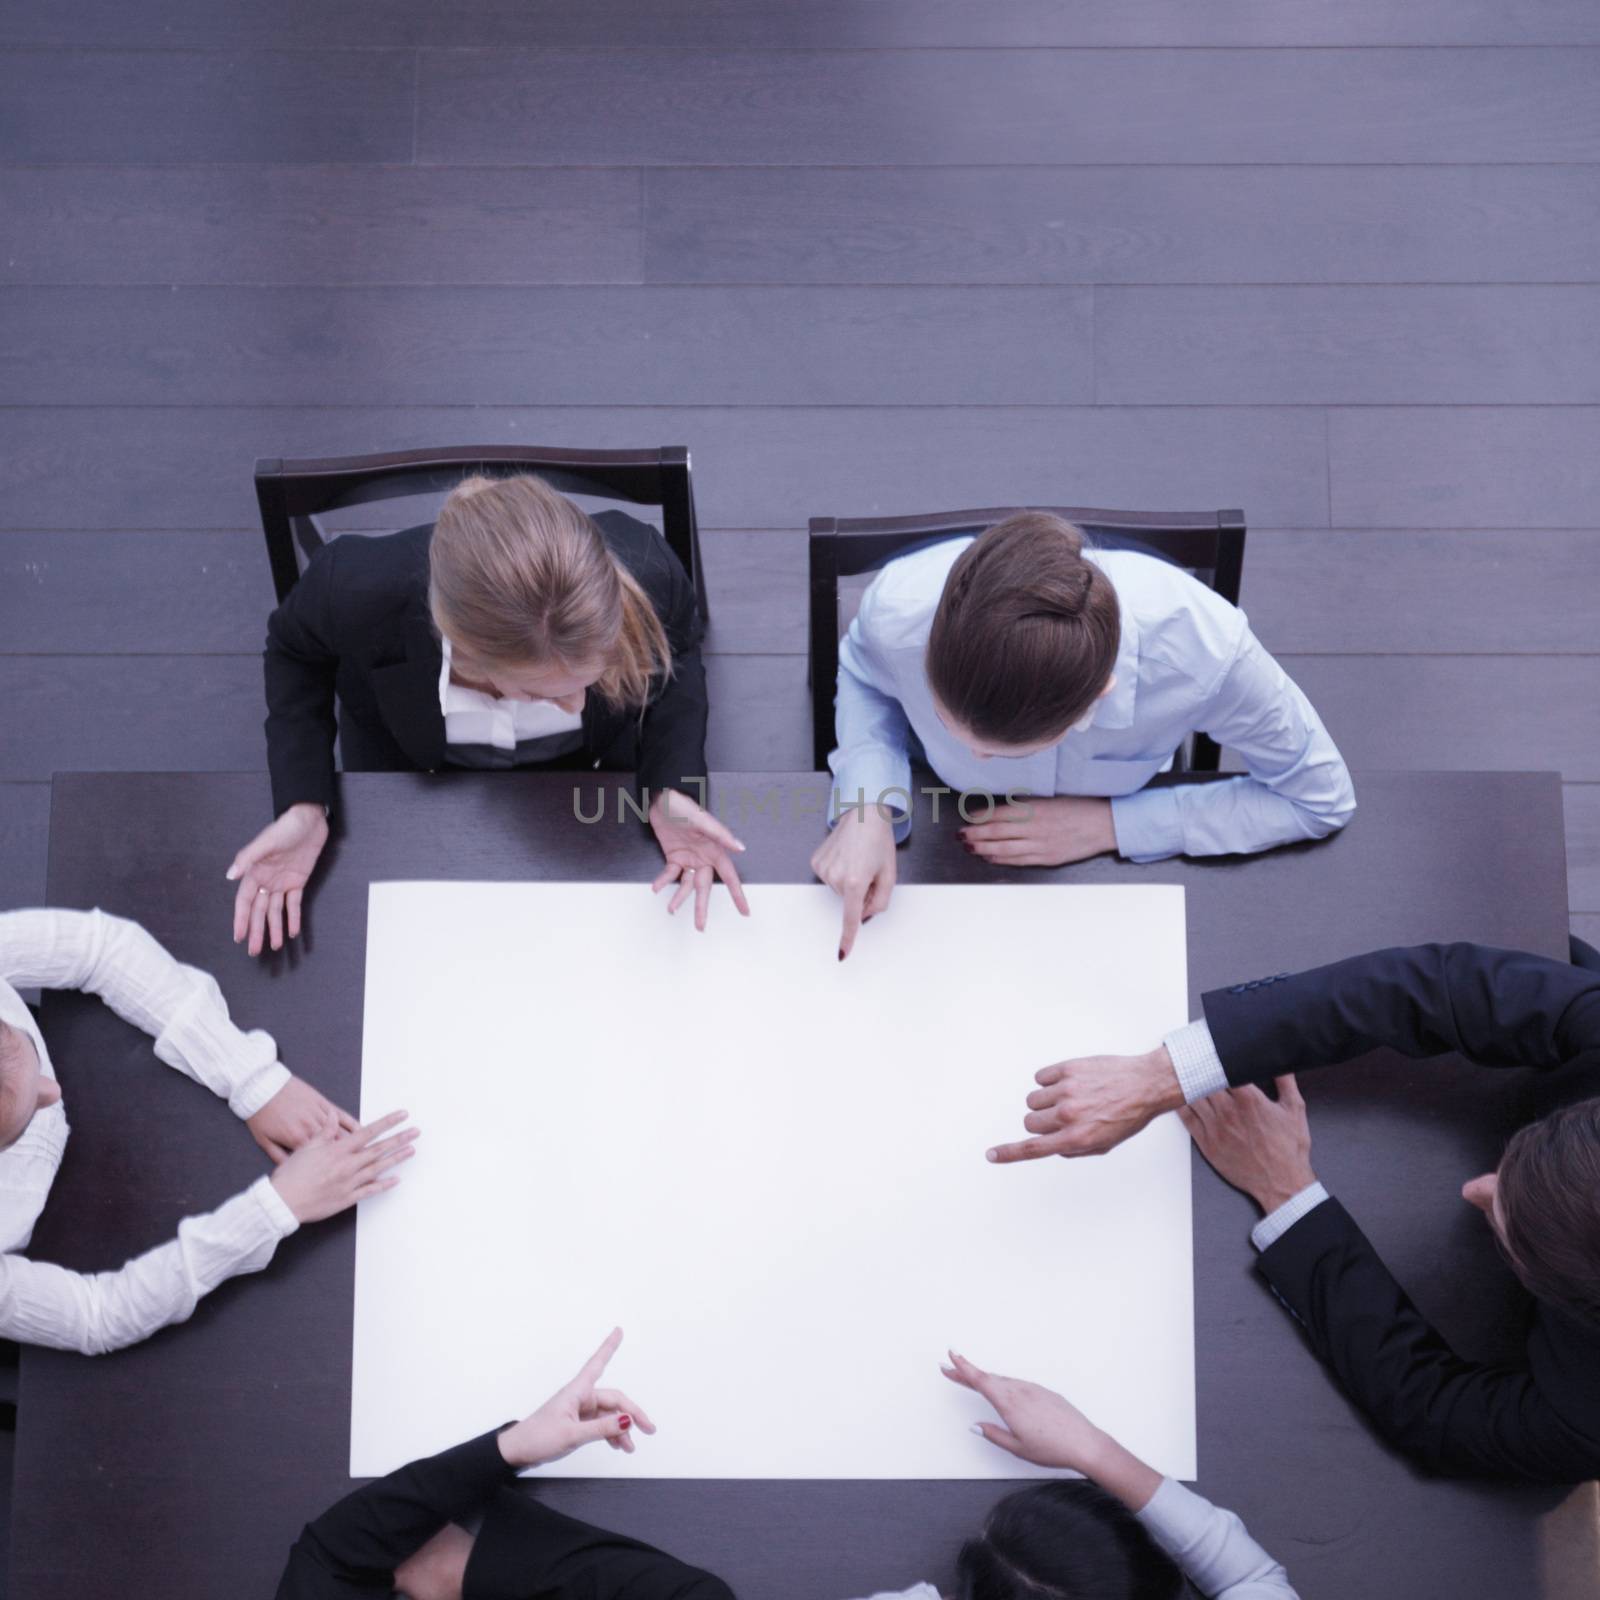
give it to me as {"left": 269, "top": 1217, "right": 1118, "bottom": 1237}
{"left": 1202, "top": 942, "right": 1600, "bottom": 1481}
{"left": 262, "top": 512, "right": 708, "bottom": 817}
{"left": 274, "top": 1427, "right": 733, "bottom": 1599}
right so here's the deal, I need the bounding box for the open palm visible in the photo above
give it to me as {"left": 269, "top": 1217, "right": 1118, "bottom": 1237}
{"left": 228, "top": 803, "right": 329, "bottom": 956}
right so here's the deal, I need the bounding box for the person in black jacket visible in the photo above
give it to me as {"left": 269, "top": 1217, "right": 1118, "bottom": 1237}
{"left": 988, "top": 942, "right": 1600, "bottom": 1483}
{"left": 230, "top": 474, "right": 749, "bottom": 955}
{"left": 276, "top": 1328, "right": 731, "bottom": 1600}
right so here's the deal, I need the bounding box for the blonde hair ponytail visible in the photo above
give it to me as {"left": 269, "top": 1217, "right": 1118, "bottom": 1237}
{"left": 428, "top": 475, "right": 672, "bottom": 710}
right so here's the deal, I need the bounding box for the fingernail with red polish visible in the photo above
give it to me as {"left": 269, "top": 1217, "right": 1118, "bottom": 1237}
{"left": 619, "top": 1415, "right": 632, "bottom": 1430}
{"left": 838, "top": 948, "right": 846, "bottom": 962}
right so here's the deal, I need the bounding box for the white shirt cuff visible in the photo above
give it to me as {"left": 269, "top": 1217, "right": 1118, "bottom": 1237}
{"left": 1251, "top": 1181, "right": 1330, "bottom": 1252}
{"left": 248, "top": 1173, "right": 301, "bottom": 1240}
{"left": 1162, "top": 1019, "right": 1229, "bottom": 1103}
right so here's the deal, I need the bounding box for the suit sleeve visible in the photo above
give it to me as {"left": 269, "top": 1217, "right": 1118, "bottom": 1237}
{"left": 263, "top": 539, "right": 346, "bottom": 817}
{"left": 634, "top": 534, "right": 709, "bottom": 801}
{"left": 274, "top": 1427, "right": 517, "bottom": 1599}
{"left": 1202, "top": 943, "right": 1600, "bottom": 1090}
{"left": 1257, "top": 1198, "right": 1599, "bottom": 1481}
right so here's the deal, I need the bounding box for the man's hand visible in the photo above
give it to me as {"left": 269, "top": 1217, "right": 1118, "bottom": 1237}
{"left": 269, "top": 1110, "right": 418, "bottom": 1225}
{"left": 497, "top": 1328, "right": 657, "bottom": 1469}
{"left": 961, "top": 796, "right": 1117, "bottom": 868}
{"left": 1179, "top": 1075, "right": 1318, "bottom": 1214}
{"left": 247, "top": 1075, "right": 360, "bottom": 1165}
{"left": 227, "top": 803, "right": 329, "bottom": 957}
{"left": 649, "top": 789, "right": 751, "bottom": 932}
{"left": 809, "top": 802, "right": 897, "bottom": 960}
{"left": 987, "top": 1046, "right": 1183, "bottom": 1164}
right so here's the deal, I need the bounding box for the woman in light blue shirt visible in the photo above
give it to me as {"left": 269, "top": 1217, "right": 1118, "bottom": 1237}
{"left": 852, "top": 1352, "right": 1297, "bottom": 1600}
{"left": 813, "top": 513, "right": 1355, "bottom": 955}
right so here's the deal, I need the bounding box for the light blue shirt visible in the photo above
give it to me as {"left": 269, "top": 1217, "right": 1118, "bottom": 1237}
{"left": 851, "top": 1477, "right": 1298, "bottom": 1599}
{"left": 829, "top": 539, "right": 1356, "bottom": 862}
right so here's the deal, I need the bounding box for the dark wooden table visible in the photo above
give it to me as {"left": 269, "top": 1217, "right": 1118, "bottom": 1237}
{"left": 12, "top": 769, "right": 1590, "bottom": 1600}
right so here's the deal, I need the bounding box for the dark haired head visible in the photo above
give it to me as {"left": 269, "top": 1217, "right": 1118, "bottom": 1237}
{"left": 954, "top": 1480, "right": 1185, "bottom": 1600}
{"left": 926, "top": 514, "right": 1121, "bottom": 750}
{"left": 1497, "top": 1096, "right": 1600, "bottom": 1326}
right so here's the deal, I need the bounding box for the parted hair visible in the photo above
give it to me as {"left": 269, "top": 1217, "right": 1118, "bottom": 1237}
{"left": 926, "top": 513, "right": 1121, "bottom": 747}
{"left": 428, "top": 474, "right": 672, "bottom": 711}
{"left": 1498, "top": 1097, "right": 1600, "bottom": 1327}
{"left": 955, "top": 1480, "right": 1187, "bottom": 1600}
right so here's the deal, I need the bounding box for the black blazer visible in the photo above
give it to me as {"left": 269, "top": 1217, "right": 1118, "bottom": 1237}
{"left": 274, "top": 1426, "right": 733, "bottom": 1599}
{"left": 1202, "top": 942, "right": 1600, "bottom": 1482}
{"left": 262, "top": 512, "right": 709, "bottom": 817}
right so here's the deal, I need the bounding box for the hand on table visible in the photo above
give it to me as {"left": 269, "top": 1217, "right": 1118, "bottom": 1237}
{"left": 942, "top": 1351, "right": 1162, "bottom": 1512}
{"left": 1180, "top": 1075, "right": 1318, "bottom": 1215}
{"left": 941, "top": 1351, "right": 1110, "bottom": 1472}
{"left": 228, "top": 803, "right": 329, "bottom": 956}
{"left": 987, "top": 1047, "right": 1183, "bottom": 1164}
{"left": 247, "top": 1074, "right": 359, "bottom": 1164}
{"left": 269, "top": 1110, "right": 418, "bottom": 1224}
{"left": 497, "top": 1328, "right": 657, "bottom": 1469}
{"left": 809, "top": 802, "right": 897, "bottom": 960}
{"left": 961, "top": 796, "right": 1116, "bottom": 868}
{"left": 649, "top": 789, "right": 751, "bottom": 932}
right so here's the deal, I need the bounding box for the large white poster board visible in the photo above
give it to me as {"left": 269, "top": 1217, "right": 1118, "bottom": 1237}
{"left": 352, "top": 881, "right": 1194, "bottom": 1480}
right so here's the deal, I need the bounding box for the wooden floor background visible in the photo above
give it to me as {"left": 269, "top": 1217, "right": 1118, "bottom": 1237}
{"left": 1, "top": 2, "right": 1598, "bottom": 958}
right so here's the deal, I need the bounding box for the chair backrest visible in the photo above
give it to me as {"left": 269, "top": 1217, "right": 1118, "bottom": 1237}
{"left": 807, "top": 504, "right": 1247, "bottom": 773}
{"left": 254, "top": 445, "right": 705, "bottom": 616}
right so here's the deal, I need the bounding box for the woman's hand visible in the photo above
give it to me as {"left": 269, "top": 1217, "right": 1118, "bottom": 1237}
{"left": 497, "top": 1328, "right": 657, "bottom": 1469}
{"left": 961, "top": 796, "right": 1117, "bottom": 868}
{"left": 809, "top": 802, "right": 897, "bottom": 960}
{"left": 942, "top": 1350, "right": 1108, "bottom": 1471}
{"left": 268, "top": 1110, "right": 418, "bottom": 1225}
{"left": 246, "top": 1074, "right": 360, "bottom": 1164}
{"left": 649, "top": 789, "right": 751, "bottom": 932}
{"left": 227, "top": 803, "right": 330, "bottom": 956}
{"left": 943, "top": 1351, "right": 1163, "bottom": 1512}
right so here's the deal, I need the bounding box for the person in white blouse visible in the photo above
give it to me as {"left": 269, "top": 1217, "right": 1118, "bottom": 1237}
{"left": 812, "top": 512, "right": 1355, "bottom": 957}
{"left": 0, "top": 906, "right": 416, "bottom": 1354}
{"left": 850, "top": 1352, "right": 1297, "bottom": 1600}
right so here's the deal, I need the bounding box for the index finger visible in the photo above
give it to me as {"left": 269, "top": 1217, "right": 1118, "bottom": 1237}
{"left": 1275, "top": 1074, "right": 1304, "bottom": 1108}
{"left": 1034, "top": 1061, "right": 1066, "bottom": 1087}
{"left": 947, "top": 1350, "right": 997, "bottom": 1399}
{"left": 985, "top": 1135, "right": 1064, "bottom": 1165}
{"left": 357, "top": 1109, "right": 410, "bottom": 1145}
{"left": 838, "top": 884, "right": 867, "bottom": 960}
{"left": 572, "top": 1326, "right": 624, "bottom": 1391}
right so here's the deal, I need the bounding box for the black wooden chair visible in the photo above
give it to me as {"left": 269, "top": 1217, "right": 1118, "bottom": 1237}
{"left": 808, "top": 504, "right": 1246, "bottom": 773}
{"left": 254, "top": 445, "right": 707, "bottom": 616}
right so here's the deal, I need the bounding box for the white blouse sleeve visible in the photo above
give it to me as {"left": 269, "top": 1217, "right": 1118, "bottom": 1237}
{"left": 0, "top": 908, "right": 290, "bottom": 1118}
{"left": 0, "top": 1175, "right": 298, "bottom": 1355}
{"left": 1136, "top": 1478, "right": 1299, "bottom": 1598}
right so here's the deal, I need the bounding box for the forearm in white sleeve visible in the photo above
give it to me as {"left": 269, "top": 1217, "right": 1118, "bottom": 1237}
{"left": 1111, "top": 631, "right": 1356, "bottom": 862}
{"left": 0, "top": 1175, "right": 299, "bottom": 1356}
{"left": 1136, "top": 1478, "right": 1299, "bottom": 1598}
{"left": 828, "top": 626, "right": 915, "bottom": 840}
{"left": 0, "top": 909, "right": 289, "bottom": 1118}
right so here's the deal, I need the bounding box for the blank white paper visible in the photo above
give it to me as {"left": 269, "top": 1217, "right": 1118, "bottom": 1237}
{"left": 351, "top": 880, "right": 1194, "bottom": 1481}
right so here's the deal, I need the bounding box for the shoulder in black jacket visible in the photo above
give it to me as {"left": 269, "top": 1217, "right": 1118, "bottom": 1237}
{"left": 1202, "top": 942, "right": 1600, "bottom": 1482}
{"left": 274, "top": 1426, "right": 734, "bottom": 1599}
{"left": 262, "top": 512, "right": 708, "bottom": 817}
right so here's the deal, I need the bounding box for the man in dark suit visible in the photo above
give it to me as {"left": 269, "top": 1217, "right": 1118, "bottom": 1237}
{"left": 990, "top": 943, "right": 1600, "bottom": 1482}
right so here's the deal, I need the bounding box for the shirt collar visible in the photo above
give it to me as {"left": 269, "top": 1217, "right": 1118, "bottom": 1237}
{"left": 437, "top": 634, "right": 454, "bottom": 714}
